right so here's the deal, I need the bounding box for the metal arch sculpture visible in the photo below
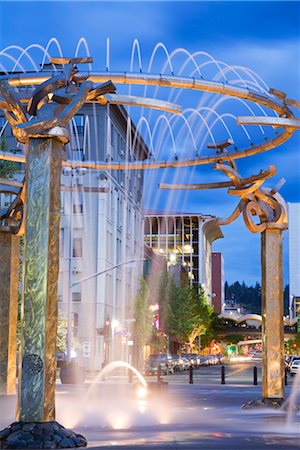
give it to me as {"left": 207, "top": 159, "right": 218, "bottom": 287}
{"left": 0, "top": 179, "right": 24, "bottom": 234}
{"left": 214, "top": 161, "right": 288, "bottom": 233}
{"left": 1, "top": 67, "right": 300, "bottom": 169}
{"left": 214, "top": 161, "right": 288, "bottom": 401}
{"left": 0, "top": 57, "right": 124, "bottom": 447}
{"left": 0, "top": 51, "right": 299, "bottom": 444}
{"left": 0, "top": 180, "right": 23, "bottom": 396}
{"left": 160, "top": 157, "right": 289, "bottom": 402}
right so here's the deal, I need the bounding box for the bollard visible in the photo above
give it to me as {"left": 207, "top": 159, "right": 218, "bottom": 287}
{"left": 253, "top": 366, "right": 258, "bottom": 385}
{"left": 128, "top": 370, "right": 133, "bottom": 384}
{"left": 189, "top": 364, "right": 193, "bottom": 384}
{"left": 285, "top": 367, "right": 288, "bottom": 386}
{"left": 221, "top": 365, "right": 225, "bottom": 384}
{"left": 157, "top": 364, "right": 162, "bottom": 383}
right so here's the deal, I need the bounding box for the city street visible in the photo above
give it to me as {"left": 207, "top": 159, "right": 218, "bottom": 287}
{"left": 1, "top": 362, "right": 299, "bottom": 449}
{"left": 158, "top": 360, "right": 263, "bottom": 386}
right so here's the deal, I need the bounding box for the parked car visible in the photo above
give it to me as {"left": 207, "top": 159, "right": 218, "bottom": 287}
{"left": 144, "top": 353, "right": 174, "bottom": 375}
{"left": 181, "top": 354, "right": 198, "bottom": 367}
{"left": 290, "top": 359, "right": 300, "bottom": 376}
{"left": 190, "top": 353, "right": 201, "bottom": 367}
{"left": 288, "top": 356, "right": 300, "bottom": 373}
{"left": 199, "top": 356, "right": 209, "bottom": 366}
{"left": 181, "top": 356, "right": 190, "bottom": 370}
{"left": 171, "top": 354, "right": 185, "bottom": 372}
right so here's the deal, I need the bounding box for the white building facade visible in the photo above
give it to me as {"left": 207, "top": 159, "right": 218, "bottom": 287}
{"left": 57, "top": 103, "right": 148, "bottom": 371}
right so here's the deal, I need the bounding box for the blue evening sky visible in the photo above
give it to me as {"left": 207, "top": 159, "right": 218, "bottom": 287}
{"left": 0, "top": 1, "right": 299, "bottom": 285}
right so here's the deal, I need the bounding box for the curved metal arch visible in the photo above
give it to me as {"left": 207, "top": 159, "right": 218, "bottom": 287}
{"left": 1, "top": 71, "right": 297, "bottom": 168}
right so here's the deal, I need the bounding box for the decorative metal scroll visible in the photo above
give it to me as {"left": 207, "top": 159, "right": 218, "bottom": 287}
{"left": 214, "top": 161, "right": 288, "bottom": 233}
{"left": 0, "top": 179, "right": 24, "bottom": 234}
{"left": 0, "top": 57, "right": 116, "bottom": 144}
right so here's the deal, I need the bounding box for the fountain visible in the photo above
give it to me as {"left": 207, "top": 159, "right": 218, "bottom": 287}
{"left": 0, "top": 38, "right": 299, "bottom": 448}
{"left": 65, "top": 361, "right": 172, "bottom": 431}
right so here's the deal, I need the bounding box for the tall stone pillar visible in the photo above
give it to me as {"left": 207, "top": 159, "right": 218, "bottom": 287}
{"left": 261, "top": 228, "right": 284, "bottom": 399}
{"left": 17, "top": 137, "right": 64, "bottom": 422}
{"left": 0, "top": 232, "right": 20, "bottom": 395}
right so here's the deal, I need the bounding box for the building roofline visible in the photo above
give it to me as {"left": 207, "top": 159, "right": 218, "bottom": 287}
{"left": 144, "top": 209, "right": 217, "bottom": 219}
{"left": 203, "top": 219, "right": 224, "bottom": 243}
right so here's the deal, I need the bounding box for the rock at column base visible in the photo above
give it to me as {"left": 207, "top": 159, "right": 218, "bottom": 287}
{"left": 0, "top": 421, "right": 87, "bottom": 449}
{"left": 241, "top": 397, "right": 298, "bottom": 411}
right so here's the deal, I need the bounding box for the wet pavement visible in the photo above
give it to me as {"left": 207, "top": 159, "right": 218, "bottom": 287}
{"left": 0, "top": 363, "right": 299, "bottom": 449}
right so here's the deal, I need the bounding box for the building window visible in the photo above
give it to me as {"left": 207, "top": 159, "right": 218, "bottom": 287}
{"left": 58, "top": 295, "right": 62, "bottom": 303}
{"left": 73, "top": 115, "right": 84, "bottom": 135}
{"left": 73, "top": 237, "right": 83, "bottom": 257}
{"left": 73, "top": 203, "right": 83, "bottom": 214}
{"left": 73, "top": 312, "right": 79, "bottom": 327}
{"left": 110, "top": 123, "right": 114, "bottom": 146}
{"left": 72, "top": 292, "right": 81, "bottom": 302}
{"left": 73, "top": 191, "right": 83, "bottom": 214}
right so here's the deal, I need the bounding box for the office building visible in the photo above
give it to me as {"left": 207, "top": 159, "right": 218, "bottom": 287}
{"left": 144, "top": 211, "right": 223, "bottom": 304}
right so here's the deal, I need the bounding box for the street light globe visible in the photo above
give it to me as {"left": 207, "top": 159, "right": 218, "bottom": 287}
{"left": 111, "top": 319, "right": 120, "bottom": 331}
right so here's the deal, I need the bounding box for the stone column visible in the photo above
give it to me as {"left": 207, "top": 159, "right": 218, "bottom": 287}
{"left": 261, "top": 228, "right": 284, "bottom": 399}
{"left": 0, "top": 232, "right": 20, "bottom": 395}
{"left": 17, "top": 137, "right": 64, "bottom": 422}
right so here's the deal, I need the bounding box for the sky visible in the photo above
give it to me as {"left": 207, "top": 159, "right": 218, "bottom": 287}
{"left": 0, "top": 0, "right": 299, "bottom": 285}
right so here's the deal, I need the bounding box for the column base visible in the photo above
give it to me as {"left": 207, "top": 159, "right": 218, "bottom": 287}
{"left": 241, "top": 397, "right": 290, "bottom": 410}
{"left": 0, "top": 421, "right": 87, "bottom": 449}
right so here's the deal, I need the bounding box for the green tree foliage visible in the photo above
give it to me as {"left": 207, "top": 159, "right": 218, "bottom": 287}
{"left": 132, "top": 277, "right": 152, "bottom": 368}
{"left": 56, "top": 310, "right": 67, "bottom": 352}
{"left": 157, "top": 270, "right": 172, "bottom": 333}
{"left": 0, "top": 138, "right": 20, "bottom": 179}
{"left": 285, "top": 335, "right": 300, "bottom": 354}
{"left": 201, "top": 313, "right": 227, "bottom": 349}
{"left": 225, "top": 280, "right": 289, "bottom": 315}
{"left": 159, "top": 272, "right": 212, "bottom": 349}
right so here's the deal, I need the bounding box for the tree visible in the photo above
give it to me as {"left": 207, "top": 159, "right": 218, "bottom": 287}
{"left": 157, "top": 270, "right": 172, "bottom": 333}
{"left": 167, "top": 282, "right": 213, "bottom": 350}
{"left": 56, "top": 310, "right": 67, "bottom": 352}
{"left": 201, "top": 313, "right": 227, "bottom": 349}
{"left": 132, "top": 277, "right": 152, "bottom": 369}
{"left": 225, "top": 280, "right": 289, "bottom": 316}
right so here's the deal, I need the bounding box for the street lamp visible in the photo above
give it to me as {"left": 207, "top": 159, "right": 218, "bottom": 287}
{"left": 68, "top": 258, "right": 145, "bottom": 362}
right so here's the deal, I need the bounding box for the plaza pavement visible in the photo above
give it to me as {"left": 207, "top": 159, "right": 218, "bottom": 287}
{"left": 1, "top": 363, "right": 300, "bottom": 449}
